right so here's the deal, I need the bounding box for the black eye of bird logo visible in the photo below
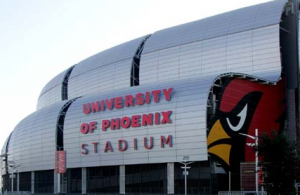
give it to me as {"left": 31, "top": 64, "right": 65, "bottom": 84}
{"left": 207, "top": 91, "right": 262, "bottom": 171}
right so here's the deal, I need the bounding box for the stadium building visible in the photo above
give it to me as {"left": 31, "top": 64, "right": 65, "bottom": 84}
{"left": 1, "top": 0, "right": 300, "bottom": 194}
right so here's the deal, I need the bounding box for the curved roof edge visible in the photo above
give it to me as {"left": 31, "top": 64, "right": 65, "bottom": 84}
{"left": 142, "top": 0, "right": 287, "bottom": 54}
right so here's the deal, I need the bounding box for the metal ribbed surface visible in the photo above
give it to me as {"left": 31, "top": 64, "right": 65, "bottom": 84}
{"left": 36, "top": 1, "right": 286, "bottom": 110}
{"left": 37, "top": 70, "right": 67, "bottom": 110}
{"left": 143, "top": 0, "right": 286, "bottom": 54}
{"left": 7, "top": 101, "right": 67, "bottom": 172}
{"left": 140, "top": 24, "right": 281, "bottom": 84}
{"left": 1, "top": 137, "right": 9, "bottom": 175}
{"left": 68, "top": 36, "right": 148, "bottom": 99}
{"left": 1, "top": 137, "right": 9, "bottom": 155}
{"left": 68, "top": 59, "right": 132, "bottom": 99}
{"left": 2, "top": 0, "right": 289, "bottom": 173}
{"left": 64, "top": 77, "right": 215, "bottom": 168}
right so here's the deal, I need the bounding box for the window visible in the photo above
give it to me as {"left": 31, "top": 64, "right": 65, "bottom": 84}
{"left": 126, "top": 163, "right": 167, "bottom": 194}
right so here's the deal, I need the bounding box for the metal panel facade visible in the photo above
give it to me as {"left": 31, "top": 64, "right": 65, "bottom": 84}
{"left": 37, "top": 70, "right": 67, "bottom": 109}
{"left": 67, "top": 36, "right": 148, "bottom": 99}
{"left": 64, "top": 77, "right": 213, "bottom": 168}
{"left": 1, "top": 137, "right": 9, "bottom": 155}
{"left": 2, "top": 0, "right": 289, "bottom": 175}
{"left": 7, "top": 101, "right": 67, "bottom": 172}
{"left": 68, "top": 59, "right": 131, "bottom": 99}
{"left": 142, "top": 0, "right": 286, "bottom": 54}
{"left": 140, "top": 25, "right": 281, "bottom": 85}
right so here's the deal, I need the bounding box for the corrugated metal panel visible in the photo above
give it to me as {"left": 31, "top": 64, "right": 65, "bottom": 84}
{"left": 64, "top": 77, "right": 215, "bottom": 168}
{"left": 142, "top": 0, "right": 286, "bottom": 54}
{"left": 67, "top": 36, "right": 148, "bottom": 99}
{"left": 140, "top": 24, "right": 281, "bottom": 84}
{"left": 7, "top": 101, "right": 67, "bottom": 172}
{"left": 1, "top": 137, "right": 10, "bottom": 175}
{"left": 68, "top": 59, "right": 131, "bottom": 99}
{"left": 36, "top": 1, "right": 286, "bottom": 110}
{"left": 37, "top": 70, "right": 67, "bottom": 110}
{"left": 1, "top": 137, "right": 9, "bottom": 155}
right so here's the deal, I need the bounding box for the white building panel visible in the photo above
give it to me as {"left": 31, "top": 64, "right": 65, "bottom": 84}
{"left": 141, "top": 24, "right": 281, "bottom": 85}
{"left": 7, "top": 101, "right": 67, "bottom": 172}
{"left": 64, "top": 77, "right": 218, "bottom": 168}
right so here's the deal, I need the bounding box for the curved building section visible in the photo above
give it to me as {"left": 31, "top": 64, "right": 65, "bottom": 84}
{"left": 2, "top": 0, "right": 299, "bottom": 194}
{"left": 67, "top": 35, "right": 149, "bottom": 99}
{"left": 1, "top": 137, "right": 9, "bottom": 156}
{"left": 1, "top": 136, "right": 11, "bottom": 175}
{"left": 37, "top": 69, "right": 68, "bottom": 110}
{"left": 64, "top": 76, "right": 212, "bottom": 168}
{"left": 140, "top": 0, "right": 286, "bottom": 85}
{"left": 7, "top": 101, "right": 67, "bottom": 172}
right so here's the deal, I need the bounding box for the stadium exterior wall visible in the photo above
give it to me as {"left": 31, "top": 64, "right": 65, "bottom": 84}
{"left": 1, "top": 0, "right": 299, "bottom": 194}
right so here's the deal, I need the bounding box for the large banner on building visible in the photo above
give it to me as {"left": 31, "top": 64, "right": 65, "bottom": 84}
{"left": 55, "top": 151, "right": 66, "bottom": 173}
{"left": 207, "top": 78, "right": 285, "bottom": 171}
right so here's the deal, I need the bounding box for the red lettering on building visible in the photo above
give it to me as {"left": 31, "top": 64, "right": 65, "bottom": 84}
{"left": 163, "top": 88, "right": 173, "bottom": 101}
{"left": 80, "top": 88, "right": 175, "bottom": 155}
{"left": 125, "top": 95, "right": 134, "bottom": 107}
{"left": 83, "top": 103, "right": 91, "bottom": 114}
{"left": 102, "top": 120, "right": 110, "bottom": 131}
{"left": 82, "top": 88, "right": 174, "bottom": 114}
{"left": 121, "top": 117, "right": 131, "bottom": 128}
{"left": 152, "top": 90, "right": 161, "bottom": 103}
{"left": 135, "top": 93, "right": 144, "bottom": 105}
{"left": 111, "top": 118, "right": 120, "bottom": 130}
{"left": 81, "top": 144, "right": 88, "bottom": 155}
{"left": 100, "top": 111, "right": 172, "bottom": 131}
{"left": 106, "top": 98, "right": 114, "bottom": 110}
{"left": 100, "top": 100, "right": 105, "bottom": 111}
{"left": 115, "top": 97, "right": 123, "bottom": 109}
{"left": 161, "top": 111, "right": 172, "bottom": 124}
{"left": 89, "top": 121, "right": 97, "bottom": 133}
{"left": 81, "top": 135, "right": 172, "bottom": 155}
{"left": 133, "top": 138, "right": 137, "bottom": 150}
{"left": 131, "top": 115, "right": 141, "bottom": 127}
{"left": 161, "top": 135, "right": 172, "bottom": 148}
{"left": 144, "top": 137, "right": 153, "bottom": 149}
{"left": 145, "top": 92, "right": 150, "bottom": 104}
{"left": 155, "top": 112, "right": 160, "bottom": 125}
{"left": 91, "top": 101, "right": 100, "bottom": 113}
{"left": 104, "top": 141, "right": 113, "bottom": 152}
{"left": 118, "top": 139, "right": 128, "bottom": 152}
{"left": 142, "top": 113, "right": 153, "bottom": 126}
{"left": 92, "top": 142, "right": 99, "bottom": 153}
{"left": 80, "top": 123, "right": 89, "bottom": 134}
{"left": 81, "top": 122, "right": 97, "bottom": 134}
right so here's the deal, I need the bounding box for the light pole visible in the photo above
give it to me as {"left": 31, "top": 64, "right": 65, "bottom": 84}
{"left": 10, "top": 168, "right": 14, "bottom": 192}
{"left": 0, "top": 154, "right": 9, "bottom": 193}
{"left": 240, "top": 128, "right": 258, "bottom": 195}
{"left": 8, "top": 161, "right": 19, "bottom": 192}
{"left": 179, "top": 156, "right": 193, "bottom": 195}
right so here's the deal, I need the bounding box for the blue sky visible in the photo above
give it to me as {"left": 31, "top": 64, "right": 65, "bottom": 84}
{"left": 0, "top": 0, "right": 271, "bottom": 149}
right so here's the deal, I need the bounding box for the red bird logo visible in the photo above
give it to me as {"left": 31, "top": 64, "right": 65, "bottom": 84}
{"left": 207, "top": 78, "right": 286, "bottom": 171}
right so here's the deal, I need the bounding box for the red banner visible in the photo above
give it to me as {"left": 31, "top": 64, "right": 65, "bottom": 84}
{"left": 55, "top": 151, "right": 66, "bottom": 173}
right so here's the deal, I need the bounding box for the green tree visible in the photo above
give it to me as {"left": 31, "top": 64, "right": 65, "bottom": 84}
{"left": 257, "top": 131, "right": 300, "bottom": 195}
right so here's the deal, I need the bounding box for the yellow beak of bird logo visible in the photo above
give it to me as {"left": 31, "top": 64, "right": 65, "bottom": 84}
{"left": 207, "top": 119, "right": 231, "bottom": 166}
